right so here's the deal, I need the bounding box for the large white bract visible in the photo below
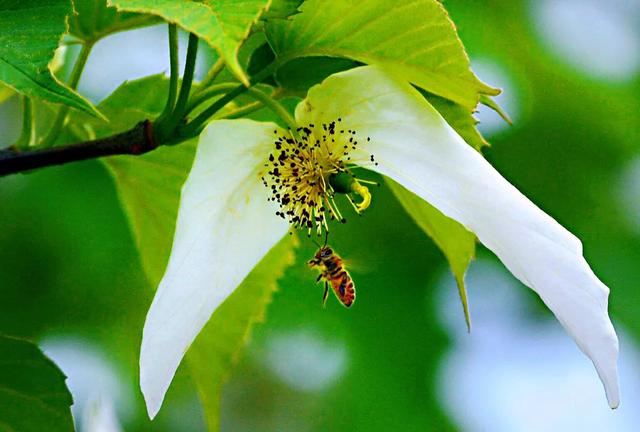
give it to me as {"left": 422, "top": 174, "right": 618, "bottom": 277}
{"left": 140, "top": 66, "right": 619, "bottom": 418}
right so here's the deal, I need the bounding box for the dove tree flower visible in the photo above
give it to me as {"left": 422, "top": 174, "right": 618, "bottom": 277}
{"left": 140, "top": 66, "right": 620, "bottom": 417}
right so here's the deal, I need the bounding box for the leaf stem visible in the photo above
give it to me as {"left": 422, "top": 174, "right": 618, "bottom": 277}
{"left": 178, "top": 62, "right": 279, "bottom": 139}
{"left": 223, "top": 101, "right": 264, "bottom": 119}
{"left": 172, "top": 32, "right": 199, "bottom": 120}
{"left": 187, "top": 84, "right": 297, "bottom": 136}
{"left": 159, "top": 24, "right": 179, "bottom": 120}
{"left": 156, "top": 32, "right": 199, "bottom": 142}
{"left": 186, "top": 83, "right": 239, "bottom": 113}
{"left": 243, "top": 87, "right": 298, "bottom": 136}
{"left": 15, "top": 96, "right": 34, "bottom": 149}
{"left": 40, "top": 42, "right": 94, "bottom": 148}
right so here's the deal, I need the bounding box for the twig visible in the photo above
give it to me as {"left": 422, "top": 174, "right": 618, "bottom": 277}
{"left": 0, "top": 121, "right": 156, "bottom": 177}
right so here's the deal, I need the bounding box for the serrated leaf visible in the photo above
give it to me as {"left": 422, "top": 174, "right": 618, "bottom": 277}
{"left": 480, "top": 94, "right": 512, "bottom": 125}
{"left": 0, "top": 335, "right": 74, "bottom": 432}
{"left": 109, "top": 0, "right": 271, "bottom": 85}
{"left": 0, "top": 0, "right": 101, "bottom": 117}
{"left": 69, "top": 0, "right": 159, "bottom": 43}
{"left": 187, "top": 234, "right": 296, "bottom": 431}
{"left": 266, "top": 0, "right": 499, "bottom": 111}
{"left": 387, "top": 178, "right": 476, "bottom": 330}
{"left": 95, "top": 75, "right": 295, "bottom": 426}
{"left": 422, "top": 90, "right": 488, "bottom": 150}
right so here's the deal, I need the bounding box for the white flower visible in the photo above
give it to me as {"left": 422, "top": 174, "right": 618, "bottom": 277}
{"left": 140, "top": 66, "right": 619, "bottom": 418}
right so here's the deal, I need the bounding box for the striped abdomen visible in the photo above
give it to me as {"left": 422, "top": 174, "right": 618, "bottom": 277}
{"left": 321, "top": 255, "right": 356, "bottom": 307}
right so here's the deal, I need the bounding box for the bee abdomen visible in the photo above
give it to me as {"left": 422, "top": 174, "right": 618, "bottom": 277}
{"left": 331, "top": 271, "right": 355, "bottom": 308}
{"left": 341, "top": 278, "right": 355, "bottom": 307}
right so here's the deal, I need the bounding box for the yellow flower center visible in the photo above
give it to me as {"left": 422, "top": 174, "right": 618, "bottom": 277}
{"left": 262, "top": 119, "right": 377, "bottom": 235}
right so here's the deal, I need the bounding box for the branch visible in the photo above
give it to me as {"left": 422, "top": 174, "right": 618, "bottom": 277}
{"left": 0, "top": 120, "right": 157, "bottom": 177}
{"left": 0, "top": 51, "right": 281, "bottom": 177}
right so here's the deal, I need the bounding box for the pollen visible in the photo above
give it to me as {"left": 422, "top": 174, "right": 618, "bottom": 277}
{"left": 261, "top": 120, "right": 378, "bottom": 235}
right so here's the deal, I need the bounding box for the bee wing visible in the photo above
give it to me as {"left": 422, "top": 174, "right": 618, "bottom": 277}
{"left": 339, "top": 256, "right": 371, "bottom": 275}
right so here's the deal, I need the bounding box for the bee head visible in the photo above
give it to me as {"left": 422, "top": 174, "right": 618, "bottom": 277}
{"left": 308, "top": 246, "right": 333, "bottom": 267}
{"left": 318, "top": 246, "right": 333, "bottom": 259}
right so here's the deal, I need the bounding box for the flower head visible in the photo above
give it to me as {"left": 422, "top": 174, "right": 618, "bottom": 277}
{"left": 140, "top": 66, "right": 620, "bottom": 418}
{"left": 262, "top": 121, "right": 375, "bottom": 235}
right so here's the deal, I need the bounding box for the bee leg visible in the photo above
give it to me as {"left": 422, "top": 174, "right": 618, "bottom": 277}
{"left": 322, "top": 281, "right": 329, "bottom": 308}
{"left": 316, "top": 273, "right": 323, "bottom": 283}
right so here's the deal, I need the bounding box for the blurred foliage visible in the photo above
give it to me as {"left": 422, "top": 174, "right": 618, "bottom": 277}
{"left": 0, "top": 0, "right": 638, "bottom": 430}
{"left": 387, "top": 178, "right": 476, "bottom": 330}
{"left": 188, "top": 236, "right": 297, "bottom": 431}
{"left": 0, "top": 336, "right": 74, "bottom": 431}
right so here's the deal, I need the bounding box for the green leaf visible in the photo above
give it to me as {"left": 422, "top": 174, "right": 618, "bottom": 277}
{"left": 387, "top": 178, "right": 476, "bottom": 330}
{"left": 0, "top": 0, "right": 101, "bottom": 117}
{"left": 276, "top": 56, "right": 359, "bottom": 96}
{"left": 64, "top": 74, "right": 190, "bottom": 283}
{"left": 262, "top": 0, "right": 303, "bottom": 20}
{"left": 187, "top": 234, "right": 297, "bottom": 431}
{"left": 422, "top": 90, "right": 488, "bottom": 150}
{"left": 69, "top": 0, "right": 160, "bottom": 43}
{"left": 58, "top": 74, "right": 188, "bottom": 281}
{"left": 96, "top": 75, "right": 296, "bottom": 427}
{"left": 247, "top": 42, "right": 278, "bottom": 86}
{"left": 109, "top": 0, "right": 271, "bottom": 85}
{"left": 480, "top": 94, "right": 512, "bottom": 125}
{"left": 248, "top": 43, "right": 359, "bottom": 96}
{"left": 80, "top": 74, "right": 171, "bottom": 138}
{"left": 266, "top": 0, "right": 499, "bottom": 111}
{"left": 106, "top": 143, "right": 196, "bottom": 284}
{"left": 0, "top": 335, "right": 74, "bottom": 432}
{"left": 0, "top": 81, "right": 13, "bottom": 105}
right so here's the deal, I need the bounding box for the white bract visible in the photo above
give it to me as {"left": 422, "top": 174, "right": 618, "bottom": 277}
{"left": 140, "top": 66, "right": 620, "bottom": 418}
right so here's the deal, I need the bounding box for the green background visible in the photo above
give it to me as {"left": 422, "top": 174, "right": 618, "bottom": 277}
{"left": 1, "top": 0, "right": 638, "bottom": 430}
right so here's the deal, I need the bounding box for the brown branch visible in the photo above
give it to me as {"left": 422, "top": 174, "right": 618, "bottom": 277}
{"left": 0, "top": 120, "right": 158, "bottom": 177}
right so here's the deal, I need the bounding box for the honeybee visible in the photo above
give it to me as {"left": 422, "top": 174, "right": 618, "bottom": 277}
{"left": 308, "top": 245, "right": 356, "bottom": 308}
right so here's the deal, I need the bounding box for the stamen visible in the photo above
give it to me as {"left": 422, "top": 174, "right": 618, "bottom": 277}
{"left": 351, "top": 181, "right": 371, "bottom": 212}
{"left": 330, "top": 195, "right": 345, "bottom": 222}
{"left": 353, "top": 178, "right": 380, "bottom": 186}
{"left": 262, "top": 120, "right": 377, "bottom": 234}
{"left": 345, "top": 194, "right": 359, "bottom": 212}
